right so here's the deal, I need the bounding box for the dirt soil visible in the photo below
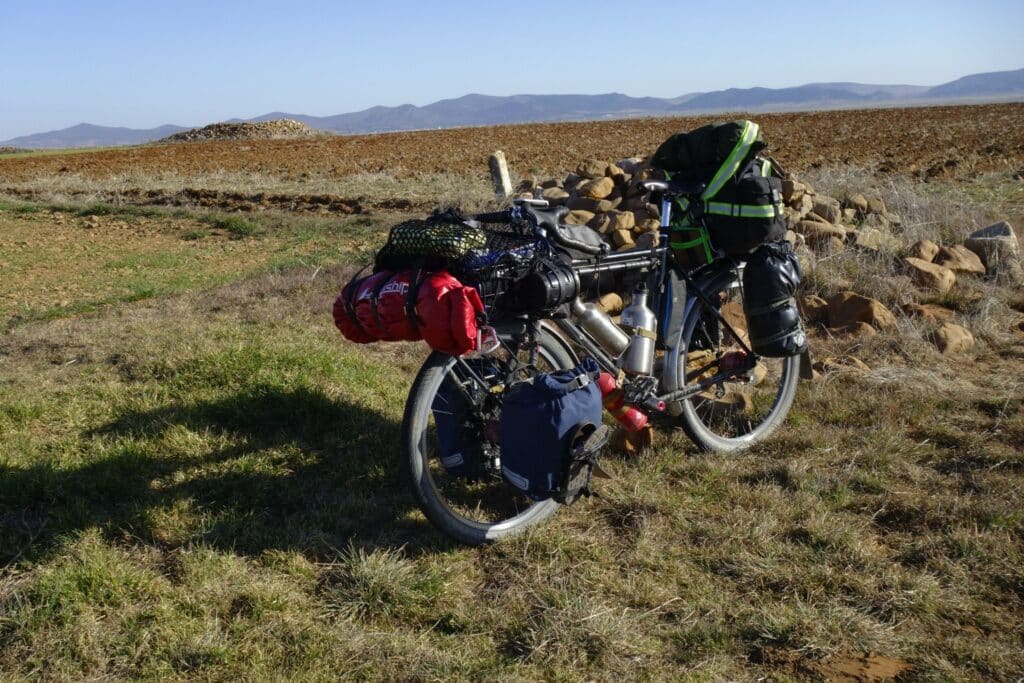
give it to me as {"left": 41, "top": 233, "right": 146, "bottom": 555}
{"left": 1, "top": 104, "right": 1021, "bottom": 183}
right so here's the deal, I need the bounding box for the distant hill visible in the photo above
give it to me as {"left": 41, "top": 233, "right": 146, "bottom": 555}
{"left": 4, "top": 68, "right": 1022, "bottom": 148}
{"left": 923, "top": 68, "right": 1024, "bottom": 98}
{"left": 2, "top": 123, "right": 188, "bottom": 150}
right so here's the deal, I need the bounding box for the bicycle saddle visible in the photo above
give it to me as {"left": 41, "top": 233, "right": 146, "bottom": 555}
{"left": 523, "top": 203, "right": 570, "bottom": 232}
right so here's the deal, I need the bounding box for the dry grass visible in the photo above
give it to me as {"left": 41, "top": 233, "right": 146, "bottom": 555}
{"left": 1, "top": 174, "right": 1022, "bottom": 680}
{"left": 0, "top": 169, "right": 498, "bottom": 214}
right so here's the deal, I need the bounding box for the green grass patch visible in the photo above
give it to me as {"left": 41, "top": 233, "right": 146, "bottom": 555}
{"left": 199, "top": 213, "right": 260, "bottom": 238}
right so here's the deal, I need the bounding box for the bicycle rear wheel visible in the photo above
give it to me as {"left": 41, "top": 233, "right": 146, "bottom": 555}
{"left": 403, "top": 329, "right": 575, "bottom": 545}
{"left": 674, "top": 269, "right": 800, "bottom": 453}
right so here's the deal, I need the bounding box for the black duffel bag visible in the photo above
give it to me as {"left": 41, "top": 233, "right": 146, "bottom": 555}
{"left": 741, "top": 241, "right": 807, "bottom": 357}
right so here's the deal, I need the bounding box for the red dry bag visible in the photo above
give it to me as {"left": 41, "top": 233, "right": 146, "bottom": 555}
{"left": 333, "top": 274, "right": 377, "bottom": 344}
{"left": 353, "top": 271, "right": 395, "bottom": 341}
{"left": 375, "top": 270, "right": 423, "bottom": 342}
{"left": 416, "top": 271, "right": 484, "bottom": 356}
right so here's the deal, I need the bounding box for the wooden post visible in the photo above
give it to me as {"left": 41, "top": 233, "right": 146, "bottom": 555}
{"left": 488, "top": 150, "right": 512, "bottom": 203}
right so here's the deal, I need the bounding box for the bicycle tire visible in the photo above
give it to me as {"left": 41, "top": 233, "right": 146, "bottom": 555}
{"left": 403, "top": 329, "right": 575, "bottom": 545}
{"left": 673, "top": 269, "right": 800, "bottom": 453}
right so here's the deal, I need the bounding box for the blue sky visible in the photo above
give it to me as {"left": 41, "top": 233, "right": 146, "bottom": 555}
{"left": 1, "top": 0, "right": 1022, "bottom": 140}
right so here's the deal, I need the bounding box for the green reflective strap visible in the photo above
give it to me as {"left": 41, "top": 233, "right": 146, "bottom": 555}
{"left": 704, "top": 201, "right": 780, "bottom": 219}
{"left": 669, "top": 223, "right": 713, "bottom": 262}
{"left": 761, "top": 158, "right": 772, "bottom": 176}
{"left": 701, "top": 120, "right": 759, "bottom": 201}
{"left": 669, "top": 237, "right": 705, "bottom": 249}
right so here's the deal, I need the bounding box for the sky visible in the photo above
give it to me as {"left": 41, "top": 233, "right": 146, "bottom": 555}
{"left": 1, "top": 0, "right": 1023, "bottom": 141}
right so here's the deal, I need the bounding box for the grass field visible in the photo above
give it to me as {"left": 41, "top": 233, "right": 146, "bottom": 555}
{"left": 1, "top": 160, "right": 1023, "bottom": 678}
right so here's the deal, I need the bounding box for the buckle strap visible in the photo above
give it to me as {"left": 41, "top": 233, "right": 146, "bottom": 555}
{"left": 744, "top": 296, "right": 795, "bottom": 317}
{"left": 750, "top": 322, "right": 804, "bottom": 346}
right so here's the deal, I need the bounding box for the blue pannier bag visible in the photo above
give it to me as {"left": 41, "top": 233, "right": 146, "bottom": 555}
{"left": 499, "top": 357, "right": 608, "bottom": 503}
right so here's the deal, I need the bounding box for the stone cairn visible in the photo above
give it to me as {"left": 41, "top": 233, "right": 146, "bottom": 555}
{"left": 515, "top": 156, "right": 1019, "bottom": 358}
{"left": 159, "top": 119, "right": 323, "bottom": 144}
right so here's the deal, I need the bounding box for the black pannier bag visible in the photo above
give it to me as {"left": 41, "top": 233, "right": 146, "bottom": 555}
{"left": 652, "top": 120, "right": 785, "bottom": 257}
{"left": 741, "top": 241, "right": 808, "bottom": 357}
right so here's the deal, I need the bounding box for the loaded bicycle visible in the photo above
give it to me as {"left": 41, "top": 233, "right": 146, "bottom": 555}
{"left": 335, "top": 120, "right": 811, "bottom": 545}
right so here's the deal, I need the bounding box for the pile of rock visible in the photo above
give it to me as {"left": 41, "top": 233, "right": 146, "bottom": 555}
{"left": 517, "top": 158, "right": 907, "bottom": 257}
{"left": 517, "top": 158, "right": 662, "bottom": 251}
{"left": 780, "top": 182, "right": 901, "bottom": 254}
{"left": 159, "top": 119, "right": 323, "bottom": 143}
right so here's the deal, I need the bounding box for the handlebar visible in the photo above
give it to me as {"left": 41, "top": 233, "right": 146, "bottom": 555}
{"left": 473, "top": 209, "right": 514, "bottom": 224}
{"left": 640, "top": 179, "right": 706, "bottom": 197}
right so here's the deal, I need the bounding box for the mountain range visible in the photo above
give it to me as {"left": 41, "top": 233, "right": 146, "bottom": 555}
{"left": 4, "top": 68, "right": 1023, "bottom": 149}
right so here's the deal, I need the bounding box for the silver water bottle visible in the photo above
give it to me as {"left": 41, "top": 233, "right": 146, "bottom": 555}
{"left": 570, "top": 298, "right": 630, "bottom": 357}
{"left": 619, "top": 283, "right": 657, "bottom": 375}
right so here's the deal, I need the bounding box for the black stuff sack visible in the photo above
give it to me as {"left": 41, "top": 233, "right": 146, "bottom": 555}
{"left": 741, "top": 241, "right": 808, "bottom": 357}
{"left": 500, "top": 358, "right": 606, "bottom": 503}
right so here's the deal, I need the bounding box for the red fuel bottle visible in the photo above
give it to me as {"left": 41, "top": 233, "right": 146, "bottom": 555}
{"left": 597, "top": 372, "right": 649, "bottom": 432}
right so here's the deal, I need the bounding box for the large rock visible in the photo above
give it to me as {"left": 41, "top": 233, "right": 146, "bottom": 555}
{"left": 901, "top": 302, "right": 955, "bottom": 324}
{"left": 934, "top": 245, "right": 986, "bottom": 275}
{"left": 799, "top": 295, "right": 829, "bottom": 324}
{"left": 782, "top": 179, "right": 806, "bottom": 205}
{"left": 635, "top": 231, "right": 659, "bottom": 249}
{"left": 827, "top": 291, "right": 897, "bottom": 329}
{"left": 964, "top": 221, "right": 1019, "bottom": 270}
{"left": 931, "top": 323, "right": 975, "bottom": 354}
{"left": 908, "top": 239, "right": 940, "bottom": 262}
{"left": 579, "top": 176, "right": 615, "bottom": 199}
{"left": 832, "top": 322, "right": 879, "bottom": 338}
{"left": 853, "top": 227, "right": 897, "bottom": 251}
{"left": 569, "top": 196, "right": 614, "bottom": 213}
{"left": 843, "top": 193, "right": 869, "bottom": 215}
{"left": 588, "top": 213, "right": 613, "bottom": 234}
{"left": 812, "top": 195, "right": 842, "bottom": 224}
{"left": 596, "top": 292, "right": 623, "bottom": 314}
{"left": 605, "top": 163, "right": 626, "bottom": 179}
{"left": 541, "top": 186, "right": 569, "bottom": 202}
{"left": 576, "top": 159, "right": 610, "bottom": 179}
{"left": 612, "top": 229, "right": 636, "bottom": 248}
{"left": 796, "top": 220, "right": 846, "bottom": 240}
{"left": 905, "top": 257, "right": 956, "bottom": 293}
{"left": 564, "top": 210, "right": 595, "bottom": 225}
{"left": 797, "top": 193, "right": 815, "bottom": 217}
{"left": 606, "top": 210, "right": 636, "bottom": 232}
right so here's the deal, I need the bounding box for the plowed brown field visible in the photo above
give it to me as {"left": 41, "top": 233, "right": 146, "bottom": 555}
{"left": 1, "top": 104, "right": 1022, "bottom": 184}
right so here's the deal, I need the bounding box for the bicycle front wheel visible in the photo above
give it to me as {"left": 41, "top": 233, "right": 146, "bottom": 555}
{"left": 403, "top": 329, "right": 575, "bottom": 545}
{"left": 674, "top": 270, "right": 800, "bottom": 453}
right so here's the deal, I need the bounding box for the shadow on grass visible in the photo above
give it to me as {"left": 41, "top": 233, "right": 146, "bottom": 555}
{"left": 0, "top": 385, "right": 453, "bottom": 565}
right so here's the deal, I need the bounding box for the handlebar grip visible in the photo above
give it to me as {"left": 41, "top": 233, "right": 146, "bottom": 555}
{"left": 473, "top": 210, "right": 513, "bottom": 223}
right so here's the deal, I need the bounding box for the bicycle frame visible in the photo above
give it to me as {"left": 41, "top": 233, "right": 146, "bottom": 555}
{"left": 542, "top": 193, "right": 753, "bottom": 414}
